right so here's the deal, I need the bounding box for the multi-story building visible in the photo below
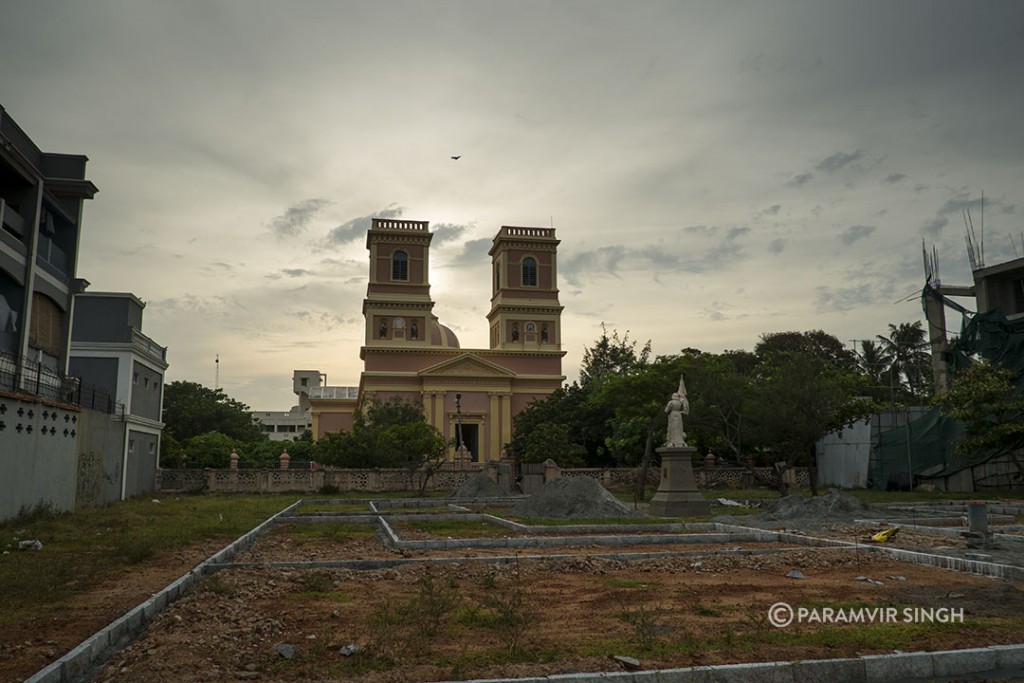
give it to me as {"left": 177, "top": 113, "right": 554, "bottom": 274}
{"left": 69, "top": 292, "right": 168, "bottom": 499}
{"left": 0, "top": 104, "right": 98, "bottom": 519}
{"left": 309, "top": 218, "right": 565, "bottom": 462}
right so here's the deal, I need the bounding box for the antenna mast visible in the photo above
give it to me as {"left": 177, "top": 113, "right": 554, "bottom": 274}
{"left": 215, "top": 354, "right": 220, "bottom": 390}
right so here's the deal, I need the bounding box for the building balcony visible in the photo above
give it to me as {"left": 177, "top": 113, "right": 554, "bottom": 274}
{"left": 131, "top": 328, "right": 168, "bottom": 365}
{"left": 35, "top": 234, "right": 69, "bottom": 284}
{"left": 308, "top": 386, "right": 359, "bottom": 400}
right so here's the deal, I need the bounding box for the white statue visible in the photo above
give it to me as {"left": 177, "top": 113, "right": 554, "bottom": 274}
{"left": 664, "top": 375, "right": 689, "bottom": 447}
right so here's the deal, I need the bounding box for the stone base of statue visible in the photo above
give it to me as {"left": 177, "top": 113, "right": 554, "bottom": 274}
{"left": 648, "top": 446, "right": 710, "bottom": 517}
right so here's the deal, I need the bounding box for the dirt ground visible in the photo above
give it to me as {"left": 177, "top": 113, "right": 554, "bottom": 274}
{"left": 6, "top": 513, "right": 1024, "bottom": 683}
{"left": 0, "top": 541, "right": 225, "bottom": 683}
{"left": 92, "top": 525, "right": 1024, "bottom": 683}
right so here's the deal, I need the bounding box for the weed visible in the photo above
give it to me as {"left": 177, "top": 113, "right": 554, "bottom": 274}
{"left": 112, "top": 533, "right": 156, "bottom": 563}
{"left": 743, "top": 601, "right": 771, "bottom": 637}
{"left": 197, "top": 574, "right": 235, "bottom": 596}
{"left": 618, "top": 602, "right": 663, "bottom": 651}
{"left": 695, "top": 603, "right": 722, "bottom": 617}
{"left": 318, "top": 484, "right": 341, "bottom": 495}
{"left": 481, "top": 563, "right": 535, "bottom": 658}
{"left": 297, "top": 570, "right": 334, "bottom": 594}
{"left": 367, "top": 597, "right": 413, "bottom": 661}
{"left": 478, "top": 572, "right": 498, "bottom": 590}
{"left": 411, "top": 569, "right": 461, "bottom": 637}
{"left": 11, "top": 501, "right": 60, "bottom": 526}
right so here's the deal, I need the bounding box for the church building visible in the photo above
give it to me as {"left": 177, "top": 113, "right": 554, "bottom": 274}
{"left": 307, "top": 218, "right": 565, "bottom": 462}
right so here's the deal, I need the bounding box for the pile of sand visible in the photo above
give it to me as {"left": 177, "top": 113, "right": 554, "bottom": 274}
{"left": 450, "top": 472, "right": 509, "bottom": 499}
{"left": 509, "top": 476, "right": 635, "bottom": 519}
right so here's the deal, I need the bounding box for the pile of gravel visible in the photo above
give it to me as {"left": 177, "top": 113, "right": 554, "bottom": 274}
{"left": 450, "top": 472, "right": 508, "bottom": 499}
{"left": 760, "top": 488, "right": 868, "bottom": 522}
{"left": 716, "top": 488, "right": 870, "bottom": 530}
{"left": 509, "top": 476, "right": 635, "bottom": 519}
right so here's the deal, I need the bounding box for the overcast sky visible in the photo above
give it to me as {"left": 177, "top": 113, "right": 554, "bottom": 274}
{"left": 3, "top": 1, "right": 1023, "bottom": 410}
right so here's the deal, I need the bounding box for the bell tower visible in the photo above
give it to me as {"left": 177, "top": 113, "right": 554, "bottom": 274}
{"left": 363, "top": 218, "right": 435, "bottom": 351}
{"left": 487, "top": 226, "right": 563, "bottom": 351}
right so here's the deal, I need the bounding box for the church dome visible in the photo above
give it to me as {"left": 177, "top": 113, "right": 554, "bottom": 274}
{"left": 430, "top": 320, "right": 460, "bottom": 348}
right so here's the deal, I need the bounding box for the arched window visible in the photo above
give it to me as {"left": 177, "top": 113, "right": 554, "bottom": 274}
{"left": 522, "top": 257, "right": 537, "bottom": 287}
{"left": 392, "top": 250, "right": 408, "bottom": 281}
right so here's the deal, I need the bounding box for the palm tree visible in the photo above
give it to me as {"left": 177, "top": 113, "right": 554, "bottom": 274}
{"left": 877, "top": 321, "right": 932, "bottom": 403}
{"left": 857, "top": 339, "right": 892, "bottom": 402}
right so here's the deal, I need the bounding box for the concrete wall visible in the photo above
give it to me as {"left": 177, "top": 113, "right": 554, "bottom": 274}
{"left": 125, "top": 428, "right": 158, "bottom": 497}
{"left": 129, "top": 360, "right": 162, "bottom": 420}
{"left": 71, "top": 296, "right": 131, "bottom": 343}
{"left": 0, "top": 393, "right": 79, "bottom": 520}
{"left": 75, "top": 407, "right": 126, "bottom": 507}
{"left": 68, "top": 356, "right": 118, "bottom": 395}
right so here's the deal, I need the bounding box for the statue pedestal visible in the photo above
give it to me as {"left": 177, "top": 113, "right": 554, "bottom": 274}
{"left": 648, "top": 446, "right": 710, "bottom": 517}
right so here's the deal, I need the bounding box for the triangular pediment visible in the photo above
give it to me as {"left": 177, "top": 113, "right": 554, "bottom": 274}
{"left": 419, "top": 353, "right": 516, "bottom": 378}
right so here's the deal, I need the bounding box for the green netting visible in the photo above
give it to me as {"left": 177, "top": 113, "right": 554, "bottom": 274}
{"left": 873, "top": 408, "right": 971, "bottom": 488}
{"left": 952, "top": 308, "right": 1024, "bottom": 375}
{"left": 872, "top": 304, "right": 1024, "bottom": 488}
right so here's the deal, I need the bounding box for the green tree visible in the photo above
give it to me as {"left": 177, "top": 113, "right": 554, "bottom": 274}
{"left": 877, "top": 321, "right": 932, "bottom": 403}
{"left": 934, "top": 361, "right": 1024, "bottom": 480}
{"left": 508, "top": 384, "right": 607, "bottom": 466}
{"left": 579, "top": 324, "right": 651, "bottom": 389}
{"left": 163, "top": 381, "right": 264, "bottom": 443}
{"left": 315, "top": 397, "right": 447, "bottom": 492}
{"left": 181, "top": 431, "right": 241, "bottom": 468}
{"left": 746, "top": 338, "right": 871, "bottom": 494}
{"left": 756, "top": 330, "right": 858, "bottom": 372}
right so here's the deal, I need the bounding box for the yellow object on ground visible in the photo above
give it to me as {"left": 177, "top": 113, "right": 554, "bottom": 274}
{"left": 870, "top": 527, "right": 900, "bottom": 543}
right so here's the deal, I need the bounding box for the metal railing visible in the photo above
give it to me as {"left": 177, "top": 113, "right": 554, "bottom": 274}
{"left": 0, "top": 349, "right": 120, "bottom": 413}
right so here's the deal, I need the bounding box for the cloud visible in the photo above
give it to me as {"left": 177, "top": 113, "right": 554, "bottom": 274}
{"left": 816, "top": 150, "right": 864, "bottom": 173}
{"left": 683, "top": 225, "right": 717, "bottom": 236}
{"left": 270, "top": 198, "right": 329, "bottom": 237}
{"left": 768, "top": 238, "right": 786, "bottom": 254}
{"left": 938, "top": 195, "right": 985, "bottom": 216}
{"left": 286, "top": 309, "right": 356, "bottom": 331}
{"left": 446, "top": 237, "right": 492, "bottom": 262}
{"left": 762, "top": 204, "right": 781, "bottom": 216}
{"left": 839, "top": 224, "right": 876, "bottom": 246}
{"left": 265, "top": 268, "right": 312, "bottom": 280}
{"left": 884, "top": 173, "right": 907, "bottom": 184}
{"left": 922, "top": 216, "right": 948, "bottom": 236}
{"left": 324, "top": 204, "right": 404, "bottom": 245}
{"left": 814, "top": 283, "right": 887, "bottom": 313}
{"left": 431, "top": 222, "right": 470, "bottom": 244}
{"left": 560, "top": 228, "right": 752, "bottom": 286}
{"left": 921, "top": 192, "right": 1008, "bottom": 239}
{"left": 785, "top": 172, "right": 813, "bottom": 188}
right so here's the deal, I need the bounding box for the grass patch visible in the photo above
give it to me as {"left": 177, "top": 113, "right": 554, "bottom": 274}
{"left": 0, "top": 493, "right": 296, "bottom": 625}
{"left": 400, "top": 519, "right": 508, "bottom": 537}
{"left": 513, "top": 516, "right": 667, "bottom": 526}
{"left": 297, "top": 503, "right": 374, "bottom": 514}
{"left": 283, "top": 522, "right": 377, "bottom": 543}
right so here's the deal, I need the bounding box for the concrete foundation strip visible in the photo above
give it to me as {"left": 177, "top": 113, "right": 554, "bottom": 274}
{"left": 23, "top": 499, "right": 302, "bottom": 683}
{"left": 23, "top": 500, "right": 1024, "bottom": 683}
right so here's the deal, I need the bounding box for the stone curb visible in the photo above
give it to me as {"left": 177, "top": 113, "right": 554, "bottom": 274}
{"left": 208, "top": 546, "right": 801, "bottom": 572}
{"left": 23, "top": 499, "right": 302, "bottom": 683}
{"left": 23, "top": 501, "right": 1024, "bottom": 683}
{"left": 427, "top": 646, "right": 1024, "bottom": 683}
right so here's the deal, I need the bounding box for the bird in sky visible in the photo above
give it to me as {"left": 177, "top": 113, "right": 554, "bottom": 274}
{"left": 451, "top": 155, "right": 461, "bottom": 160}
